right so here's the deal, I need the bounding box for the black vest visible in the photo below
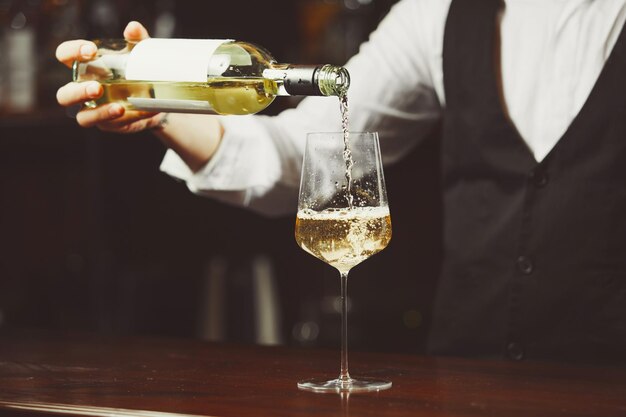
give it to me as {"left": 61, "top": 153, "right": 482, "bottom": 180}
{"left": 429, "top": 0, "right": 626, "bottom": 364}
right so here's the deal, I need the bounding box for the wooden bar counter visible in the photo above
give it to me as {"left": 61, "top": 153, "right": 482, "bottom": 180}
{"left": 0, "top": 331, "right": 624, "bottom": 417}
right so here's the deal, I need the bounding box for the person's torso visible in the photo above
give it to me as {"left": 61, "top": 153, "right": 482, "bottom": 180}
{"left": 429, "top": 0, "right": 626, "bottom": 364}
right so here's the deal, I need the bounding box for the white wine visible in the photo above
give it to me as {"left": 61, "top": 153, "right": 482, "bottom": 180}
{"left": 96, "top": 78, "right": 278, "bottom": 115}
{"left": 295, "top": 207, "right": 392, "bottom": 273}
{"left": 74, "top": 38, "right": 350, "bottom": 114}
{"left": 339, "top": 93, "right": 354, "bottom": 207}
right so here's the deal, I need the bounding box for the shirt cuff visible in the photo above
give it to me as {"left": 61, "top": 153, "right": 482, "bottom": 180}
{"left": 159, "top": 115, "right": 266, "bottom": 193}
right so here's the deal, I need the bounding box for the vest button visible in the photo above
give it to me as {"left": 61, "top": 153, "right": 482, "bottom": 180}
{"left": 507, "top": 342, "right": 525, "bottom": 361}
{"left": 529, "top": 169, "right": 549, "bottom": 188}
{"left": 516, "top": 256, "right": 534, "bottom": 275}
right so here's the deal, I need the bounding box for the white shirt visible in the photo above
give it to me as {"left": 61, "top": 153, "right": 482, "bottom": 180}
{"left": 161, "top": 0, "right": 626, "bottom": 216}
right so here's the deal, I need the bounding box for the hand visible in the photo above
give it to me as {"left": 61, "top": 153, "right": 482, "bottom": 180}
{"left": 55, "top": 21, "right": 165, "bottom": 133}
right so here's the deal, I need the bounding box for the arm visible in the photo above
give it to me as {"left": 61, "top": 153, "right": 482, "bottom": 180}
{"left": 55, "top": 0, "right": 445, "bottom": 216}
{"left": 162, "top": 0, "right": 445, "bottom": 215}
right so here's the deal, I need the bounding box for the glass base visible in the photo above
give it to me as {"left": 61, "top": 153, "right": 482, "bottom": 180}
{"left": 297, "top": 377, "right": 392, "bottom": 393}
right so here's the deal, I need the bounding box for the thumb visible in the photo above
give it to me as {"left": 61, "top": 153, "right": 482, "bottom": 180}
{"left": 123, "top": 21, "right": 150, "bottom": 41}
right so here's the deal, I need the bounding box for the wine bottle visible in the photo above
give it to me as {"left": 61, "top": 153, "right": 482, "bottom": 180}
{"left": 73, "top": 38, "right": 350, "bottom": 115}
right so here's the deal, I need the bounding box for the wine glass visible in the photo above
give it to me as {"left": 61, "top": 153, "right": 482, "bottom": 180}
{"left": 295, "top": 132, "right": 392, "bottom": 393}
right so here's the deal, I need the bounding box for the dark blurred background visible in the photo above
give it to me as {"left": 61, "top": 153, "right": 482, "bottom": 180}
{"left": 0, "top": 0, "right": 442, "bottom": 354}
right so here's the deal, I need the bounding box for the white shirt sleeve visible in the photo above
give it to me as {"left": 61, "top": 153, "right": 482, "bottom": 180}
{"left": 160, "top": 0, "right": 444, "bottom": 216}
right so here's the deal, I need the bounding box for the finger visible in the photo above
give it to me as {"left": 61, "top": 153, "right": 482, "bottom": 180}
{"left": 55, "top": 40, "right": 97, "bottom": 68}
{"left": 76, "top": 103, "right": 125, "bottom": 128}
{"left": 123, "top": 21, "right": 150, "bottom": 42}
{"left": 98, "top": 110, "right": 158, "bottom": 130}
{"left": 56, "top": 81, "right": 102, "bottom": 106}
{"left": 99, "top": 115, "right": 162, "bottom": 134}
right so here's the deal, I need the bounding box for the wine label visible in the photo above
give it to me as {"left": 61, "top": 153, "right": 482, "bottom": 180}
{"left": 128, "top": 97, "right": 217, "bottom": 114}
{"left": 126, "top": 39, "right": 230, "bottom": 82}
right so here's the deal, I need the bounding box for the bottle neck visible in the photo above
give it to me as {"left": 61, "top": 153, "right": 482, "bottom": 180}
{"left": 283, "top": 65, "right": 323, "bottom": 96}
{"left": 265, "top": 64, "right": 350, "bottom": 97}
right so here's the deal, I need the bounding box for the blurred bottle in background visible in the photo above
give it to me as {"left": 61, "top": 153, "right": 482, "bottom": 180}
{"left": 0, "top": 4, "right": 5, "bottom": 109}
{"left": 3, "top": 0, "right": 38, "bottom": 113}
{"left": 86, "top": 0, "right": 118, "bottom": 38}
{"left": 0, "top": 1, "right": 8, "bottom": 108}
{"left": 152, "top": 0, "right": 176, "bottom": 39}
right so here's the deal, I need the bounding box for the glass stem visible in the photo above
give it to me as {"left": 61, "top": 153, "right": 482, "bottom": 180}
{"left": 339, "top": 271, "right": 351, "bottom": 384}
